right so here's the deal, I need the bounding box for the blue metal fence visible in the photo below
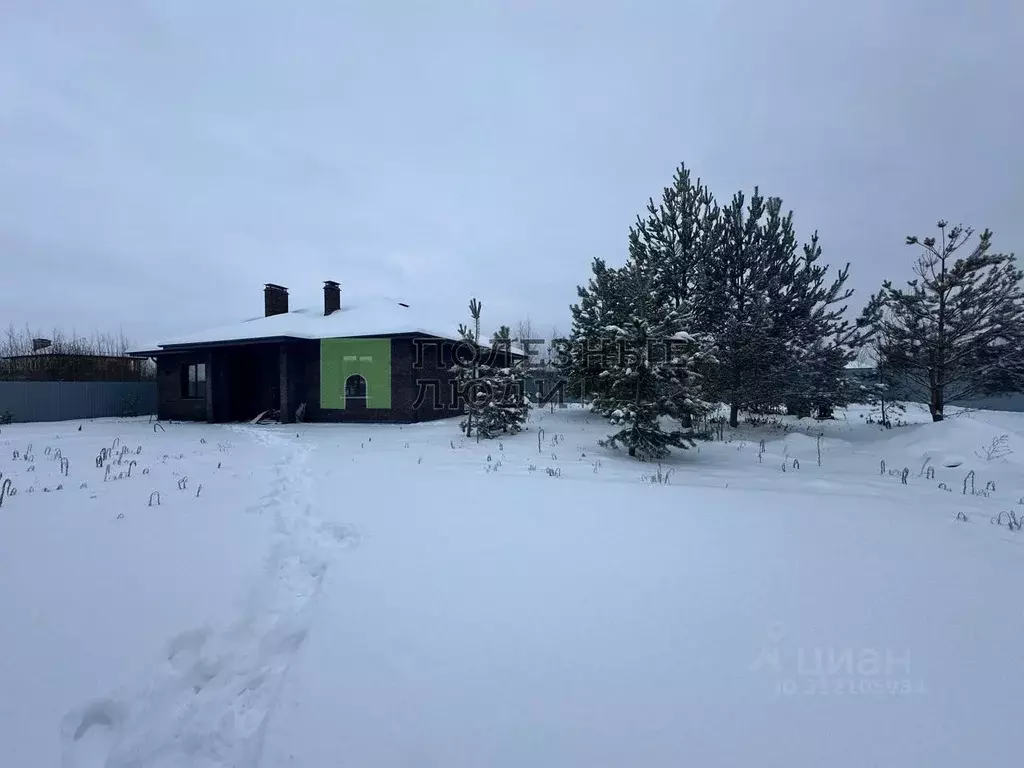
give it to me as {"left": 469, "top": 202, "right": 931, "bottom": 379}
{"left": 948, "top": 393, "right": 1024, "bottom": 413}
{"left": 846, "top": 368, "right": 1024, "bottom": 413}
{"left": 0, "top": 381, "right": 157, "bottom": 423}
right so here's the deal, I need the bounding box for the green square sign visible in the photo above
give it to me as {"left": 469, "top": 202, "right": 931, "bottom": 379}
{"left": 320, "top": 338, "right": 392, "bottom": 409}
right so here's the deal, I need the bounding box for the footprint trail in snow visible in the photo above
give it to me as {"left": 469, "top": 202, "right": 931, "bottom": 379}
{"left": 60, "top": 431, "right": 358, "bottom": 768}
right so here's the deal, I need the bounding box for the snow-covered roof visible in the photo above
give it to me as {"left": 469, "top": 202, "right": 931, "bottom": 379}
{"left": 134, "top": 296, "right": 524, "bottom": 355}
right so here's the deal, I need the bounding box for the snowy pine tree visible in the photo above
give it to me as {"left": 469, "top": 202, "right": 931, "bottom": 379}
{"left": 476, "top": 325, "right": 529, "bottom": 438}
{"left": 695, "top": 188, "right": 863, "bottom": 424}
{"left": 696, "top": 188, "right": 794, "bottom": 426}
{"left": 867, "top": 221, "right": 1024, "bottom": 421}
{"left": 568, "top": 165, "right": 719, "bottom": 416}
{"left": 777, "top": 233, "right": 865, "bottom": 419}
{"left": 595, "top": 256, "right": 712, "bottom": 459}
{"left": 563, "top": 258, "right": 629, "bottom": 408}
{"left": 455, "top": 298, "right": 485, "bottom": 438}
{"left": 455, "top": 306, "right": 528, "bottom": 440}
{"left": 630, "top": 163, "right": 718, "bottom": 313}
{"left": 569, "top": 161, "right": 874, "bottom": 433}
{"left": 629, "top": 163, "right": 719, "bottom": 426}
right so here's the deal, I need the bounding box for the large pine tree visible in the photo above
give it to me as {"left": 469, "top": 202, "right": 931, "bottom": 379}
{"left": 695, "top": 188, "right": 863, "bottom": 424}
{"left": 594, "top": 252, "right": 712, "bottom": 459}
{"left": 567, "top": 161, "right": 872, "bottom": 435}
{"left": 629, "top": 163, "right": 720, "bottom": 426}
{"left": 696, "top": 188, "right": 795, "bottom": 426}
{"left": 562, "top": 258, "right": 629, "bottom": 407}
{"left": 777, "top": 233, "right": 865, "bottom": 419}
{"left": 630, "top": 163, "right": 719, "bottom": 313}
{"left": 867, "top": 221, "right": 1024, "bottom": 421}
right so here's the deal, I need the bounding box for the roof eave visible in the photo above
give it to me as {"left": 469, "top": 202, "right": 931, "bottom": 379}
{"left": 157, "top": 335, "right": 297, "bottom": 352}
{"left": 146, "top": 330, "right": 468, "bottom": 353}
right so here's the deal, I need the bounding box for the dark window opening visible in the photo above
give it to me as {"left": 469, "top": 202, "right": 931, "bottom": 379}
{"left": 345, "top": 374, "right": 367, "bottom": 409}
{"left": 182, "top": 363, "right": 207, "bottom": 399}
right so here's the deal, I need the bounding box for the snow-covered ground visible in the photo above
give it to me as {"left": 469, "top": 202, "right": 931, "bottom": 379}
{"left": 2, "top": 404, "right": 1023, "bottom": 767}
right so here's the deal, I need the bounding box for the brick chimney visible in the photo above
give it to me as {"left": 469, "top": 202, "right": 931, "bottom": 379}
{"left": 323, "top": 280, "right": 341, "bottom": 315}
{"left": 264, "top": 283, "right": 289, "bottom": 317}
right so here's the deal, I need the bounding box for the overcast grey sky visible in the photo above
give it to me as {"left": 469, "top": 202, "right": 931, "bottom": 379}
{"left": 1, "top": 0, "right": 1021, "bottom": 346}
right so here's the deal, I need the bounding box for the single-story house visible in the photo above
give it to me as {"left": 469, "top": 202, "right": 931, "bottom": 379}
{"left": 1, "top": 351, "right": 150, "bottom": 382}
{"left": 130, "top": 282, "right": 519, "bottom": 424}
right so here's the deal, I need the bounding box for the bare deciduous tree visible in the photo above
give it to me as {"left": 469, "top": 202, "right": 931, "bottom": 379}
{"left": 1, "top": 323, "right": 133, "bottom": 357}
{"left": 513, "top": 317, "right": 542, "bottom": 369}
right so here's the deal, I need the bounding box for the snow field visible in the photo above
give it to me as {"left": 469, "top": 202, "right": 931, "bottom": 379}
{"left": 0, "top": 403, "right": 1022, "bottom": 766}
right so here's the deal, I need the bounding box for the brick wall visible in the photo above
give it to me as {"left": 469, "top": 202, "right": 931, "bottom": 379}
{"left": 156, "top": 352, "right": 208, "bottom": 420}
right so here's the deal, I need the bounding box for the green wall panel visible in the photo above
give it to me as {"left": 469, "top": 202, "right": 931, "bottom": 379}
{"left": 320, "top": 338, "right": 392, "bottom": 409}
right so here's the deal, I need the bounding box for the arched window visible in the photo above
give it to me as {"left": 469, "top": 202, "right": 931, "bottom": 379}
{"left": 344, "top": 374, "right": 367, "bottom": 409}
